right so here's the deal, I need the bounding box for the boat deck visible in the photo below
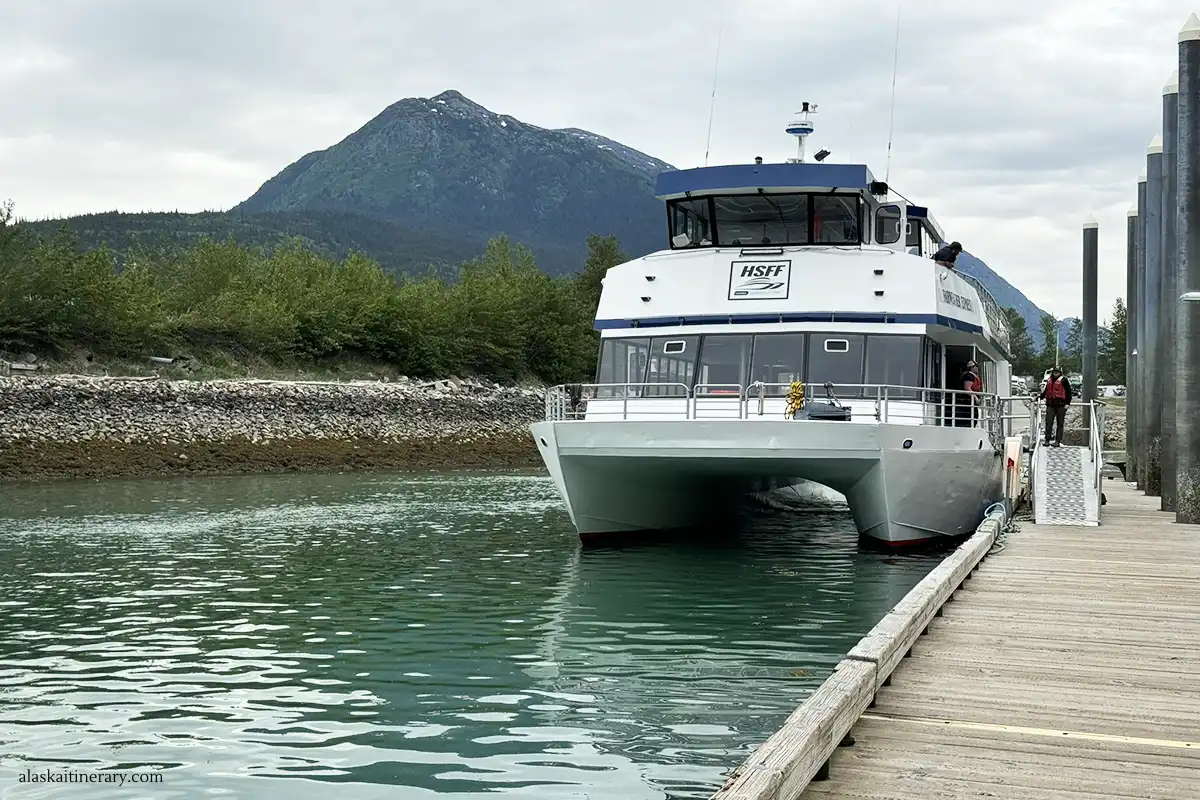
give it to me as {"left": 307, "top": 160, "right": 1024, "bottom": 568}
{"left": 798, "top": 478, "right": 1200, "bottom": 799}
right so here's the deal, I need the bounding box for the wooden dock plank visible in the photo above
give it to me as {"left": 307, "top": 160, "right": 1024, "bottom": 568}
{"left": 798, "top": 478, "right": 1200, "bottom": 799}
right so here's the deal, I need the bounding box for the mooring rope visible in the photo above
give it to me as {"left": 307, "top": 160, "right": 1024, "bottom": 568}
{"left": 785, "top": 381, "right": 806, "bottom": 418}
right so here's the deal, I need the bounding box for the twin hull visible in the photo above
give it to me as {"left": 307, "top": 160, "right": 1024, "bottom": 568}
{"left": 532, "top": 419, "right": 1003, "bottom": 545}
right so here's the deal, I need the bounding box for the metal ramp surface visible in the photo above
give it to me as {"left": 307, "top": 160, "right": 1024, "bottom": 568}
{"left": 1033, "top": 444, "right": 1099, "bottom": 526}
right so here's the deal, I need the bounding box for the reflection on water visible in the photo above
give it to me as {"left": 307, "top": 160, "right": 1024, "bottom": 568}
{"left": 0, "top": 472, "right": 942, "bottom": 799}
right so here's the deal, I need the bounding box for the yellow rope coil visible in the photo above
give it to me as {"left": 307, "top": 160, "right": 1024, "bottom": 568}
{"left": 785, "top": 381, "right": 805, "bottom": 418}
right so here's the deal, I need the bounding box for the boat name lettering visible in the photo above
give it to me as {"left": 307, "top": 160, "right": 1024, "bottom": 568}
{"left": 941, "top": 289, "right": 974, "bottom": 311}
{"left": 728, "top": 260, "right": 791, "bottom": 301}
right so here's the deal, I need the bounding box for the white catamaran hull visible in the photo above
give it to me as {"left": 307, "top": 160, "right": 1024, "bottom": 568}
{"left": 532, "top": 418, "right": 1003, "bottom": 546}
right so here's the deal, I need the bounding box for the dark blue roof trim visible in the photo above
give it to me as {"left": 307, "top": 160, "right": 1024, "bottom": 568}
{"left": 655, "top": 163, "right": 874, "bottom": 198}
{"left": 907, "top": 206, "right": 928, "bottom": 218}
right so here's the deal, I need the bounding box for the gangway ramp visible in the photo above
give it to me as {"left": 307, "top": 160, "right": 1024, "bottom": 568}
{"left": 1031, "top": 401, "right": 1104, "bottom": 526}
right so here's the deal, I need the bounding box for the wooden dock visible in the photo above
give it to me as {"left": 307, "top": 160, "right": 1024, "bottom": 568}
{"left": 714, "top": 478, "right": 1200, "bottom": 799}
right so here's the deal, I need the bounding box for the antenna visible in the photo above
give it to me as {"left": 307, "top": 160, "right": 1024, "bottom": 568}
{"left": 884, "top": 1, "right": 902, "bottom": 183}
{"left": 703, "top": 26, "right": 723, "bottom": 167}
{"left": 785, "top": 102, "right": 817, "bottom": 163}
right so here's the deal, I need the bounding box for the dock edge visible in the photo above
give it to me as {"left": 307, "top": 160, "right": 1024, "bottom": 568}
{"left": 710, "top": 507, "right": 1006, "bottom": 800}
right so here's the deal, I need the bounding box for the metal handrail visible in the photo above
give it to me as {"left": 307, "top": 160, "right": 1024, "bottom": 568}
{"left": 1090, "top": 401, "right": 1105, "bottom": 504}
{"left": 957, "top": 271, "right": 1013, "bottom": 355}
{"left": 545, "top": 382, "right": 1007, "bottom": 445}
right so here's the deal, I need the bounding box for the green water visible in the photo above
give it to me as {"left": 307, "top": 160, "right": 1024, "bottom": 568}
{"left": 0, "top": 472, "right": 942, "bottom": 799}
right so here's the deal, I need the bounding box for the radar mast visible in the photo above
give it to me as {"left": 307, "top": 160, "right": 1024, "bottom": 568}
{"left": 785, "top": 102, "right": 817, "bottom": 163}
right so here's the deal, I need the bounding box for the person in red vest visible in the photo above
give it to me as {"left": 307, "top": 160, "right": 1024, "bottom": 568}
{"left": 1040, "top": 365, "right": 1073, "bottom": 447}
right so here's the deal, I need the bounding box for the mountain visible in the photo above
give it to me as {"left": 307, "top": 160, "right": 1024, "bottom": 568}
{"left": 18, "top": 89, "right": 1059, "bottom": 345}
{"left": 234, "top": 89, "right": 673, "bottom": 272}
{"left": 955, "top": 252, "right": 1064, "bottom": 350}
{"left": 18, "top": 209, "right": 489, "bottom": 277}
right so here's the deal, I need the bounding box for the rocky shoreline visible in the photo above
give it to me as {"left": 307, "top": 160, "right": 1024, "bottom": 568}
{"left": 0, "top": 376, "right": 1129, "bottom": 485}
{"left": 0, "top": 376, "right": 546, "bottom": 483}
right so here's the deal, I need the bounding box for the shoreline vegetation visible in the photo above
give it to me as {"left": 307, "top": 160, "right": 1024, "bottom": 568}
{"left": 2, "top": 199, "right": 619, "bottom": 385}
{"left": 2, "top": 198, "right": 627, "bottom": 482}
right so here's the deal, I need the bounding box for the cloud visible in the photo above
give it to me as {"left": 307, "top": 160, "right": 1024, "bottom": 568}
{"left": 1, "top": 0, "right": 1193, "bottom": 318}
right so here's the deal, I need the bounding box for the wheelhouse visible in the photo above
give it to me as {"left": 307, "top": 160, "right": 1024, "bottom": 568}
{"left": 656, "top": 162, "right": 947, "bottom": 254}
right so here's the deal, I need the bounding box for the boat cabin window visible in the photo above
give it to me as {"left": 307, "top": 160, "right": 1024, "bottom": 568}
{"left": 596, "top": 333, "right": 933, "bottom": 402}
{"left": 865, "top": 335, "right": 924, "bottom": 399}
{"left": 712, "top": 194, "right": 810, "bottom": 247}
{"left": 596, "top": 337, "right": 650, "bottom": 396}
{"left": 670, "top": 198, "right": 713, "bottom": 247}
{"left": 906, "top": 221, "right": 939, "bottom": 256}
{"left": 697, "top": 334, "right": 753, "bottom": 393}
{"left": 645, "top": 335, "right": 698, "bottom": 395}
{"left": 749, "top": 333, "right": 806, "bottom": 396}
{"left": 667, "top": 193, "right": 863, "bottom": 249}
{"left": 876, "top": 205, "right": 902, "bottom": 245}
{"left": 808, "top": 334, "right": 866, "bottom": 397}
{"left": 813, "top": 195, "right": 861, "bottom": 245}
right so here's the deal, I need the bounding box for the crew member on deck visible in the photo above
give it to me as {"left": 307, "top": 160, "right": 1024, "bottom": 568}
{"left": 955, "top": 359, "right": 982, "bottom": 428}
{"left": 932, "top": 241, "right": 963, "bottom": 269}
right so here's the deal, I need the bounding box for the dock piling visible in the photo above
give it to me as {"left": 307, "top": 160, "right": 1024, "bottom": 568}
{"left": 1178, "top": 13, "right": 1200, "bottom": 523}
{"left": 1082, "top": 217, "right": 1099, "bottom": 435}
{"left": 1137, "top": 173, "right": 1147, "bottom": 489}
{"left": 1145, "top": 138, "right": 1164, "bottom": 497}
{"left": 1136, "top": 174, "right": 1147, "bottom": 489}
{"left": 1161, "top": 72, "right": 1180, "bottom": 511}
{"left": 1126, "top": 204, "right": 1139, "bottom": 483}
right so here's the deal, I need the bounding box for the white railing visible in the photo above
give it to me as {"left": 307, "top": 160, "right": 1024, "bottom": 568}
{"left": 1089, "top": 401, "right": 1105, "bottom": 504}
{"left": 545, "top": 381, "right": 1007, "bottom": 448}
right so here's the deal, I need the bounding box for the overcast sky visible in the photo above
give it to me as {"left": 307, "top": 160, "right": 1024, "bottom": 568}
{"left": 3, "top": 1, "right": 1194, "bottom": 319}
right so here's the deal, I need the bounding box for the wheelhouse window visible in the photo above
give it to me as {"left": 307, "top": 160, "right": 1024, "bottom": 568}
{"left": 865, "top": 335, "right": 924, "bottom": 399}
{"left": 813, "top": 195, "right": 861, "bottom": 245}
{"left": 749, "top": 333, "right": 806, "bottom": 396}
{"left": 645, "top": 335, "right": 698, "bottom": 395}
{"left": 696, "top": 335, "right": 753, "bottom": 393}
{"left": 666, "top": 193, "right": 863, "bottom": 249}
{"left": 807, "top": 333, "right": 865, "bottom": 397}
{"left": 712, "top": 194, "right": 810, "bottom": 247}
{"left": 670, "top": 198, "right": 713, "bottom": 248}
{"left": 876, "top": 205, "right": 902, "bottom": 245}
{"left": 596, "top": 337, "right": 650, "bottom": 396}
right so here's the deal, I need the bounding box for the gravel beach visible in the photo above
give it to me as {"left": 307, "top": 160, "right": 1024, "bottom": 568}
{"left": 0, "top": 376, "right": 545, "bottom": 482}
{"left": 0, "top": 376, "right": 1128, "bottom": 484}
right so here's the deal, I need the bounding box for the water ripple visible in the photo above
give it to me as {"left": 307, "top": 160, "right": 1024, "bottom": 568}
{"left": 0, "top": 471, "right": 940, "bottom": 798}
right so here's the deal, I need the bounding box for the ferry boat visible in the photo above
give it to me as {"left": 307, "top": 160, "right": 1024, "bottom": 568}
{"left": 532, "top": 106, "right": 1014, "bottom": 547}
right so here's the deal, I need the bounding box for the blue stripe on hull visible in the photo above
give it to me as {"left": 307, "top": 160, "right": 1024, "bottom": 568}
{"left": 593, "top": 312, "right": 983, "bottom": 334}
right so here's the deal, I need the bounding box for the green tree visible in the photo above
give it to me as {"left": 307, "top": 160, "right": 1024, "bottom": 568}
{"left": 574, "top": 234, "right": 628, "bottom": 313}
{"left": 1037, "top": 312, "right": 1060, "bottom": 370}
{"left": 1001, "top": 307, "right": 1036, "bottom": 375}
{"left": 0, "top": 200, "right": 608, "bottom": 384}
{"left": 1064, "top": 319, "right": 1083, "bottom": 374}
{"left": 1099, "top": 297, "right": 1127, "bottom": 384}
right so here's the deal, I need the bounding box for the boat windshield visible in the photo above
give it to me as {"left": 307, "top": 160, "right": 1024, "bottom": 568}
{"left": 669, "top": 193, "right": 862, "bottom": 249}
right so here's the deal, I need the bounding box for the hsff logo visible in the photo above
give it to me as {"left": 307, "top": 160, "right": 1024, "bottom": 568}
{"left": 729, "top": 260, "right": 790, "bottom": 299}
